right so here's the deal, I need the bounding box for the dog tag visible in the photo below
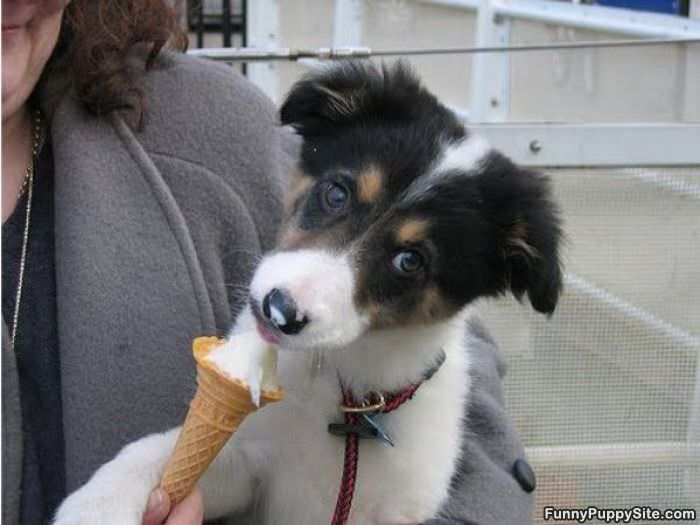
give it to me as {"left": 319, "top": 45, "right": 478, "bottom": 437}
{"left": 328, "top": 422, "right": 378, "bottom": 439}
{"left": 361, "top": 414, "right": 394, "bottom": 447}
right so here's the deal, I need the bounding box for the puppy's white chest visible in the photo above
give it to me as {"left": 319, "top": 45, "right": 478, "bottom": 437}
{"left": 238, "top": 346, "right": 469, "bottom": 525}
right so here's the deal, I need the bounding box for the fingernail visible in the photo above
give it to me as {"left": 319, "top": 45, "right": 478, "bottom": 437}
{"left": 146, "top": 488, "right": 165, "bottom": 512}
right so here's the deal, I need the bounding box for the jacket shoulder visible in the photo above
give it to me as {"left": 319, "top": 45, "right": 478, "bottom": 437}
{"left": 131, "top": 52, "right": 290, "bottom": 253}
{"left": 138, "top": 52, "right": 278, "bottom": 157}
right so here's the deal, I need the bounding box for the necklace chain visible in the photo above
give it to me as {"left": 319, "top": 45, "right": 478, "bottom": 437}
{"left": 10, "top": 109, "right": 44, "bottom": 351}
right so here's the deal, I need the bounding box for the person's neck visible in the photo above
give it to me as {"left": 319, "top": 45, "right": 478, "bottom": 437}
{"left": 2, "top": 105, "right": 33, "bottom": 223}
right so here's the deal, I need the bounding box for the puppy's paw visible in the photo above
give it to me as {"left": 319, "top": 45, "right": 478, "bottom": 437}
{"left": 53, "top": 486, "right": 148, "bottom": 525}
{"left": 52, "top": 476, "right": 150, "bottom": 525}
{"left": 53, "top": 430, "right": 179, "bottom": 525}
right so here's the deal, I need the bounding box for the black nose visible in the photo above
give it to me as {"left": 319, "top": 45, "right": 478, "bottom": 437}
{"left": 262, "top": 288, "right": 308, "bottom": 335}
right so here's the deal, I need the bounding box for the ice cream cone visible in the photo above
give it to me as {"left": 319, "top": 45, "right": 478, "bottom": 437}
{"left": 160, "top": 337, "right": 284, "bottom": 505}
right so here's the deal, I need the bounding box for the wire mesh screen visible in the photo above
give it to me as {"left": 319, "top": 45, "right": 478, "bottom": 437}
{"left": 477, "top": 166, "right": 700, "bottom": 524}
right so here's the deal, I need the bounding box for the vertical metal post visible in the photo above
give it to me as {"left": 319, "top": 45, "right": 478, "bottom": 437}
{"left": 674, "top": 43, "right": 691, "bottom": 122}
{"left": 334, "top": 0, "right": 364, "bottom": 47}
{"left": 196, "top": 1, "right": 204, "bottom": 49}
{"left": 246, "top": 0, "right": 280, "bottom": 102}
{"left": 241, "top": 0, "right": 248, "bottom": 46}
{"left": 469, "top": 0, "right": 511, "bottom": 122}
{"left": 222, "top": 0, "right": 232, "bottom": 48}
{"left": 691, "top": 0, "right": 700, "bottom": 18}
{"left": 241, "top": 0, "right": 248, "bottom": 76}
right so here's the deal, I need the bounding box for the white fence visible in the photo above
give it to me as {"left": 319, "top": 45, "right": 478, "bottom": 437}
{"left": 225, "top": 0, "right": 700, "bottom": 122}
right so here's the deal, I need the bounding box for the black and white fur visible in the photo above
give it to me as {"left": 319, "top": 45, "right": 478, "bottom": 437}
{"left": 54, "top": 62, "right": 562, "bottom": 525}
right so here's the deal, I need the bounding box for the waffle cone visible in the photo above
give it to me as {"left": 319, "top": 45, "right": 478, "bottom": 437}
{"left": 160, "top": 337, "right": 284, "bottom": 505}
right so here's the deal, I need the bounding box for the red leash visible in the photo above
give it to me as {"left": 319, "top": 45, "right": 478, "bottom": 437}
{"left": 331, "top": 388, "right": 362, "bottom": 525}
{"left": 329, "top": 349, "right": 446, "bottom": 525}
{"left": 331, "top": 384, "right": 422, "bottom": 525}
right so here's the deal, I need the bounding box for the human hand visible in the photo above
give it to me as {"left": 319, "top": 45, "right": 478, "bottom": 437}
{"left": 142, "top": 487, "right": 204, "bottom": 525}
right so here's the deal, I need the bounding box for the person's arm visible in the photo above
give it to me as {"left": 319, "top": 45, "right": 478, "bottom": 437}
{"left": 428, "top": 317, "right": 535, "bottom": 525}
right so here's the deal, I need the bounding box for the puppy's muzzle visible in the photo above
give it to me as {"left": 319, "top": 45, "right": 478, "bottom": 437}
{"left": 262, "top": 288, "right": 309, "bottom": 335}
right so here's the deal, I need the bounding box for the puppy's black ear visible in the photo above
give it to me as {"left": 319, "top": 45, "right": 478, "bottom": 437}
{"left": 280, "top": 60, "right": 429, "bottom": 136}
{"left": 280, "top": 61, "right": 376, "bottom": 136}
{"left": 478, "top": 154, "right": 563, "bottom": 315}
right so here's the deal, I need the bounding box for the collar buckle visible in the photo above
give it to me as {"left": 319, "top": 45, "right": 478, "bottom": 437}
{"left": 339, "top": 391, "right": 386, "bottom": 414}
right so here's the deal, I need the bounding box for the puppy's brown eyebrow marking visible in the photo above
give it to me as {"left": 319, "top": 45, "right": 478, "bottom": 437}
{"left": 357, "top": 165, "right": 384, "bottom": 204}
{"left": 418, "top": 285, "right": 449, "bottom": 320}
{"left": 284, "top": 170, "right": 314, "bottom": 212}
{"left": 278, "top": 227, "right": 305, "bottom": 249}
{"left": 396, "top": 218, "right": 430, "bottom": 244}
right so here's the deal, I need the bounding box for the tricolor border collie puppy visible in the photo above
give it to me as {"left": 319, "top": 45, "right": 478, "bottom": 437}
{"left": 54, "top": 62, "right": 562, "bottom": 525}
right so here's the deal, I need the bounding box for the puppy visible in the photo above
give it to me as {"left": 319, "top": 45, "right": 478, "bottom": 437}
{"left": 54, "top": 61, "right": 562, "bottom": 525}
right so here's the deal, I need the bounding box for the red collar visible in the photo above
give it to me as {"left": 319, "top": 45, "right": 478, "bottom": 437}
{"left": 328, "top": 349, "right": 446, "bottom": 525}
{"left": 338, "top": 347, "right": 447, "bottom": 415}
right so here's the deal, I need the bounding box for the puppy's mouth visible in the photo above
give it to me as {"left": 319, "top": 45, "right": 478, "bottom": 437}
{"left": 250, "top": 301, "right": 282, "bottom": 345}
{"left": 257, "top": 319, "right": 281, "bottom": 344}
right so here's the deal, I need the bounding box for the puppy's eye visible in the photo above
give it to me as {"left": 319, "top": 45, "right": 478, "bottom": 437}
{"left": 392, "top": 249, "right": 424, "bottom": 274}
{"left": 321, "top": 182, "right": 349, "bottom": 213}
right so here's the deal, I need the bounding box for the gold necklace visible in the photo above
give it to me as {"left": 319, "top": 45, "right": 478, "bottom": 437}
{"left": 10, "top": 110, "right": 44, "bottom": 351}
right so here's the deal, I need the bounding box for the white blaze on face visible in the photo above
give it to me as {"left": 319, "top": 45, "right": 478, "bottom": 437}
{"left": 402, "top": 134, "right": 491, "bottom": 204}
{"left": 434, "top": 134, "right": 491, "bottom": 175}
{"left": 250, "top": 249, "right": 370, "bottom": 350}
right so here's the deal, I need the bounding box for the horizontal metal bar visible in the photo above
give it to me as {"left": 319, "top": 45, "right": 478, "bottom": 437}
{"left": 188, "top": 46, "right": 371, "bottom": 61}
{"left": 417, "top": 0, "right": 480, "bottom": 10}
{"left": 188, "top": 37, "right": 700, "bottom": 62}
{"left": 469, "top": 123, "right": 700, "bottom": 167}
{"left": 424, "top": 0, "right": 700, "bottom": 38}
{"left": 369, "top": 37, "right": 700, "bottom": 56}
{"left": 527, "top": 442, "right": 700, "bottom": 467}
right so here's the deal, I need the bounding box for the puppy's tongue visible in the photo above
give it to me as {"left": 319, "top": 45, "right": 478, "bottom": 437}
{"left": 205, "top": 331, "right": 280, "bottom": 406}
{"left": 256, "top": 321, "right": 280, "bottom": 344}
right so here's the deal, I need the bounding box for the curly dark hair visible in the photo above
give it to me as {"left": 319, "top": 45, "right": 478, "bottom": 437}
{"left": 49, "top": 0, "right": 188, "bottom": 128}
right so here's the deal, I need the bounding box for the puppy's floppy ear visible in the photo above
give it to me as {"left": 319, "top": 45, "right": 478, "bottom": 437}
{"left": 280, "top": 60, "right": 430, "bottom": 136}
{"left": 280, "top": 62, "right": 375, "bottom": 136}
{"left": 477, "top": 153, "right": 563, "bottom": 315}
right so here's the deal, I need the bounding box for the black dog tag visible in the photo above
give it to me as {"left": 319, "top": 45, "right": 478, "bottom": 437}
{"left": 328, "top": 416, "right": 394, "bottom": 447}
{"left": 328, "top": 422, "right": 379, "bottom": 439}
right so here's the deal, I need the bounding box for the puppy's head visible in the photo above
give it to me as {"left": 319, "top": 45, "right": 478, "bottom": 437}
{"left": 250, "top": 62, "right": 562, "bottom": 350}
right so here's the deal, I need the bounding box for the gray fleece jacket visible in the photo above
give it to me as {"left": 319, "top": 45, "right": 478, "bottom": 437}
{"left": 1, "top": 52, "right": 533, "bottom": 524}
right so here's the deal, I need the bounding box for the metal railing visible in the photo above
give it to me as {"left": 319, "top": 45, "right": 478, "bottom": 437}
{"left": 188, "top": 0, "right": 700, "bottom": 121}
{"left": 187, "top": 0, "right": 247, "bottom": 49}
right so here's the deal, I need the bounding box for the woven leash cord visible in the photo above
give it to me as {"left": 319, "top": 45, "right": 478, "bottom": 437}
{"left": 330, "top": 382, "right": 422, "bottom": 525}
{"left": 331, "top": 388, "right": 361, "bottom": 525}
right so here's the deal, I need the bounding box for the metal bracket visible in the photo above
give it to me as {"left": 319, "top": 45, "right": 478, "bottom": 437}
{"left": 469, "top": 0, "right": 511, "bottom": 122}
{"left": 245, "top": 0, "right": 280, "bottom": 102}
